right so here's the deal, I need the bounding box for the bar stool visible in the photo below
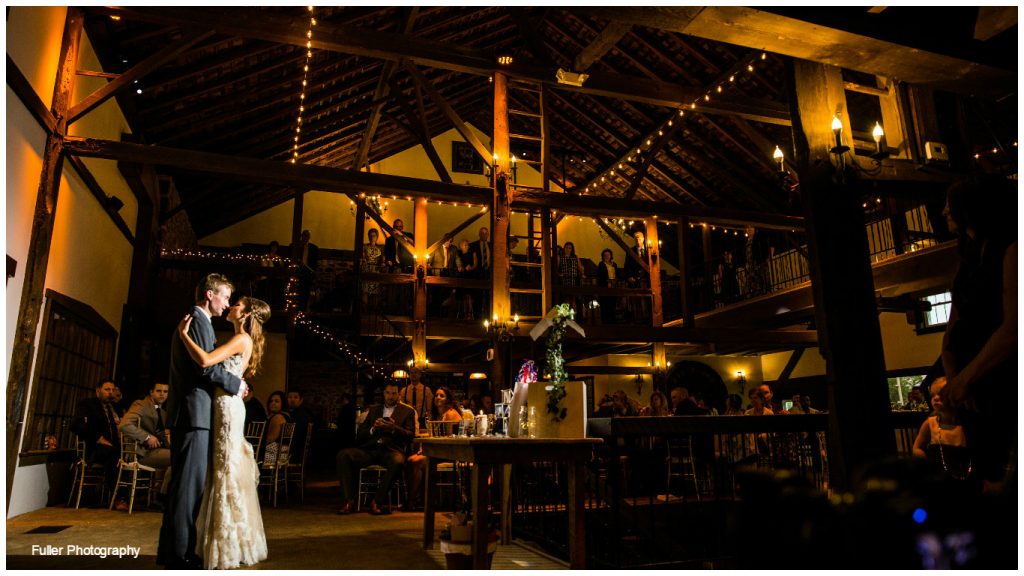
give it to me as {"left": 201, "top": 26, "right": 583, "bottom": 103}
{"left": 357, "top": 465, "right": 405, "bottom": 511}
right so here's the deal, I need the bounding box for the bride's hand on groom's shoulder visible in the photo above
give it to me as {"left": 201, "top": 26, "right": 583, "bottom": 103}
{"left": 177, "top": 314, "right": 192, "bottom": 338}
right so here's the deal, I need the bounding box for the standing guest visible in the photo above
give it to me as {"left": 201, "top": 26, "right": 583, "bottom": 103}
{"left": 384, "top": 219, "right": 414, "bottom": 272}
{"left": 335, "top": 383, "right": 416, "bottom": 515}
{"left": 243, "top": 383, "right": 267, "bottom": 431}
{"left": 595, "top": 248, "right": 619, "bottom": 324}
{"left": 744, "top": 388, "right": 773, "bottom": 416}
{"left": 361, "top": 228, "right": 383, "bottom": 306}
{"left": 119, "top": 381, "right": 173, "bottom": 498}
{"left": 261, "top": 390, "right": 293, "bottom": 465}
{"left": 558, "top": 241, "right": 585, "bottom": 311}
{"left": 718, "top": 250, "right": 740, "bottom": 304}
{"left": 623, "top": 230, "right": 650, "bottom": 321}
{"left": 724, "top": 394, "right": 745, "bottom": 415}
{"left": 296, "top": 230, "right": 319, "bottom": 310}
{"left": 71, "top": 378, "right": 127, "bottom": 510}
{"left": 399, "top": 368, "right": 433, "bottom": 430}
{"left": 640, "top": 391, "right": 671, "bottom": 416}
{"left": 455, "top": 238, "right": 478, "bottom": 319}
{"left": 287, "top": 390, "right": 316, "bottom": 464}
{"left": 788, "top": 394, "right": 820, "bottom": 415}
{"left": 470, "top": 227, "right": 492, "bottom": 278}
{"left": 470, "top": 227, "right": 492, "bottom": 319}
{"left": 758, "top": 383, "right": 784, "bottom": 414}
{"left": 939, "top": 175, "right": 1017, "bottom": 490}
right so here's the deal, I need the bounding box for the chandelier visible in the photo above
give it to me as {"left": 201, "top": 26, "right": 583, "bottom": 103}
{"left": 484, "top": 313, "right": 520, "bottom": 343}
{"left": 349, "top": 194, "right": 389, "bottom": 218}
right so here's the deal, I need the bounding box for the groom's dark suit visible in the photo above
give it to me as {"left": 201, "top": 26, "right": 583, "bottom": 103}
{"left": 157, "top": 306, "right": 242, "bottom": 568}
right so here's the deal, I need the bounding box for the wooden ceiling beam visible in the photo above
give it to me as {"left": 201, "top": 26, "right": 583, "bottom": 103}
{"left": 88, "top": 6, "right": 791, "bottom": 123}
{"left": 573, "top": 6, "right": 1014, "bottom": 96}
{"left": 574, "top": 21, "right": 633, "bottom": 72}
{"left": 69, "top": 28, "right": 215, "bottom": 125}
{"left": 64, "top": 136, "right": 492, "bottom": 203}
{"left": 353, "top": 7, "right": 419, "bottom": 171}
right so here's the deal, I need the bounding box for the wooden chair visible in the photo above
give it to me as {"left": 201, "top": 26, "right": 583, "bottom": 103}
{"left": 68, "top": 438, "right": 107, "bottom": 509}
{"left": 259, "top": 422, "right": 294, "bottom": 507}
{"left": 245, "top": 420, "right": 267, "bottom": 461}
{"left": 666, "top": 436, "right": 700, "bottom": 501}
{"left": 286, "top": 423, "right": 313, "bottom": 503}
{"left": 109, "top": 433, "right": 156, "bottom": 513}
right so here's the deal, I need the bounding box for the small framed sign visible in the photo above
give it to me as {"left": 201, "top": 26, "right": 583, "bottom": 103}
{"left": 452, "top": 141, "right": 484, "bottom": 174}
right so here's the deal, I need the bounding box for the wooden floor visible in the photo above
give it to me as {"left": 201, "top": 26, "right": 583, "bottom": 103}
{"left": 6, "top": 478, "right": 567, "bottom": 570}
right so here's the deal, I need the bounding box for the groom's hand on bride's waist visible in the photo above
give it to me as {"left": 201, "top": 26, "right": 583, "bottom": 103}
{"left": 238, "top": 379, "right": 248, "bottom": 398}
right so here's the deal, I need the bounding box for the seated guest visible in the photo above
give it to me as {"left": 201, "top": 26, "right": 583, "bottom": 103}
{"left": 335, "top": 383, "right": 416, "bottom": 515}
{"left": 671, "top": 386, "right": 708, "bottom": 416}
{"left": 405, "top": 387, "right": 463, "bottom": 510}
{"left": 71, "top": 378, "right": 126, "bottom": 510}
{"left": 639, "top": 390, "right": 671, "bottom": 416}
{"left": 479, "top": 393, "right": 494, "bottom": 415}
{"left": 243, "top": 383, "right": 267, "bottom": 431}
{"left": 261, "top": 390, "right": 293, "bottom": 465}
{"left": 287, "top": 389, "right": 316, "bottom": 462}
{"left": 398, "top": 368, "right": 432, "bottom": 430}
{"left": 912, "top": 377, "right": 970, "bottom": 478}
{"left": 119, "top": 381, "right": 173, "bottom": 498}
{"left": 111, "top": 385, "right": 130, "bottom": 416}
{"left": 904, "top": 387, "right": 929, "bottom": 411}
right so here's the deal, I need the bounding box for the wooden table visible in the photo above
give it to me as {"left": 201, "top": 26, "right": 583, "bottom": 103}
{"left": 416, "top": 437, "right": 601, "bottom": 570}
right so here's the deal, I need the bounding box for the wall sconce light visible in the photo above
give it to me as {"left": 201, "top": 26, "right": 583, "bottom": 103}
{"left": 830, "top": 115, "right": 850, "bottom": 154}
{"left": 510, "top": 154, "right": 517, "bottom": 184}
{"left": 497, "top": 54, "right": 513, "bottom": 66}
{"left": 773, "top": 145, "right": 785, "bottom": 174}
{"left": 735, "top": 370, "right": 747, "bottom": 386}
{"left": 870, "top": 122, "right": 890, "bottom": 161}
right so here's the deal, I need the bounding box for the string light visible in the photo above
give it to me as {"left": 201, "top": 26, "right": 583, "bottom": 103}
{"left": 296, "top": 314, "right": 392, "bottom": 381}
{"left": 573, "top": 51, "right": 772, "bottom": 197}
{"left": 291, "top": 7, "right": 317, "bottom": 164}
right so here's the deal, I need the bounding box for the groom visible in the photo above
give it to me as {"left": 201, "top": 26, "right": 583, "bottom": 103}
{"left": 158, "top": 273, "right": 246, "bottom": 569}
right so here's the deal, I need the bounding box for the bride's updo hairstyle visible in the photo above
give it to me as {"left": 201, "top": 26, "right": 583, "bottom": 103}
{"left": 240, "top": 296, "right": 271, "bottom": 378}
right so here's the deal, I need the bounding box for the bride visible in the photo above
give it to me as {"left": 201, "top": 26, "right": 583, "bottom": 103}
{"left": 178, "top": 296, "right": 270, "bottom": 569}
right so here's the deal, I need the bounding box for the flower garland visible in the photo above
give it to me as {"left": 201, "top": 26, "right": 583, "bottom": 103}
{"left": 544, "top": 303, "right": 574, "bottom": 422}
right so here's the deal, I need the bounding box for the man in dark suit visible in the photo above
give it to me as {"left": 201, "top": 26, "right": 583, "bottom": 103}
{"left": 287, "top": 389, "right": 316, "bottom": 464}
{"left": 335, "top": 382, "right": 416, "bottom": 515}
{"left": 622, "top": 230, "right": 650, "bottom": 321}
{"left": 71, "top": 378, "right": 125, "bottom": 509}
{"left": 469, "top": 227, "right": 491, "bottom": 318}
{"left": 157, "top": 273, "right": 245, "bottom": 569}
{"left": 383, "top": 218, "right": 414, "bottom": 272}
{"left": 119, "top": 381, "right": 172, "bottom": 496}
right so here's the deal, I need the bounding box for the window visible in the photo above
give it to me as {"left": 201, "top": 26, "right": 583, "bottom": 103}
{"left": 842, "top": 69, "right": 909, "bottom": 160}
{"left": 888, "top": 375, "right": 925, "bottom": 408}
{"left": 919, "top": 291, "right": 953, "bottom": 330}
{"left": 24, "top": 291, "right": 117, "bottom": 452}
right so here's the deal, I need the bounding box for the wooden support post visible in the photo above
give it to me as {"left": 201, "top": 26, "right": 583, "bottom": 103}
{"left": 413, "top": 198, "right": 428, "bottom": 364}
{"left": 541, "top": 210, "right": 554, "bottom": 312}
{"left": 677, "top": 218, "right": 694, "bottom": 327}
{"left": 491, "top": 72, "right": 512, "bottom": 393}
{"left": 352, "top": 203, "right": 366, "bottom": 326}
{"left": 6, "top": 7, "right": 82, "bottom": 508}
{"left": 290, "top": 189, "right": 305, "bottom": 261}
{"left": 645, "top": 218, "right": 663, "bottom": 327}
{"left": 790, "top": 58, "right": 895, "bottom": 489}
{"left": 701, "top": 223, "right": 713, "bottom": 307}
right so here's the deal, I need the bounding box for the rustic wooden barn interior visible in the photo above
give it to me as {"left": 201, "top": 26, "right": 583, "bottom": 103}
{"left": 6, "top": 6, "right": 1017, "bottom": 569}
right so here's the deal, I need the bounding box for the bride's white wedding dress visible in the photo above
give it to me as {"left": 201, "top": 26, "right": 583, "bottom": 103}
{"left": 195, "top": 353, "right": 268, "bottom": 569}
